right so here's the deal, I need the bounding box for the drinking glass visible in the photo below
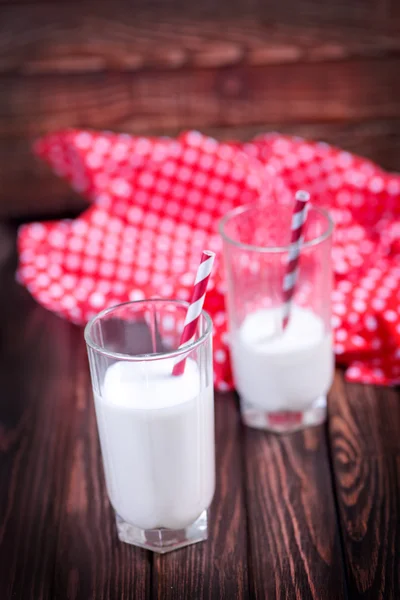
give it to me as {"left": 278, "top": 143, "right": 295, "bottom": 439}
{"left": 85, "top": 299, "right": 215, "bottom": 552}
{"left": 220, "top": 203, "right": 334, "bottom": 433}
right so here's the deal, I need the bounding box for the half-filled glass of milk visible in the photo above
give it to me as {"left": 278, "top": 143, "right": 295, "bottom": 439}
{"left": 85, "top": 299, "right": 215, "bottom": 553}
{"left": 220, "top": 202, "right": 334, "bottom": 433}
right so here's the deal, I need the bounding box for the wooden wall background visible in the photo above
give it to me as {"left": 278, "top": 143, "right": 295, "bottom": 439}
{"left": 1, "top": 0, "right": 400, "bottom": 218}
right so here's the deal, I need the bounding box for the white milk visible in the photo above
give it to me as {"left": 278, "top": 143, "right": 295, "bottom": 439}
{"left": 94, "top": 358, "right": 215, "bottom": 531}
{"left": 231, "top": 306, "right": 333, "bottom": 412}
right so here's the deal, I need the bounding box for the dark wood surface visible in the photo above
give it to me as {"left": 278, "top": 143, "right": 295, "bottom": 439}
{"left": 2, "top": 1, "right": 400, "bottom": 217}
{"left": 0, "top": 226, "right": 399, "bottom": 599}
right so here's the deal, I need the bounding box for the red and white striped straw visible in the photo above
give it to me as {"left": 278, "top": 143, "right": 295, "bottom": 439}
{"left": 172, "top": 250, "right": 215, "bottom": 376}
{"left": 282, "top": 190, "right": 310, "bottom": 330}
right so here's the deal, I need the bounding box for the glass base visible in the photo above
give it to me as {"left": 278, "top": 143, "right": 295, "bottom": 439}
{"left": 116, "top": 510, "right": 208, "bottom": 553}
{"left": 240, "top": 395, "right": 327, "bottom": 433}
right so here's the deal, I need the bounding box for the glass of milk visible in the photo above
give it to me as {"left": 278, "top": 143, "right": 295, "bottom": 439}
{"left": 84, "top": 299, "right": 215, "bottom": 553}
{"left": 220, "top": 202, "right": 334, "bottom": 433}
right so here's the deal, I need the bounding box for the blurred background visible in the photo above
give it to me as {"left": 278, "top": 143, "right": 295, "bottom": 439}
{"left": 1, "top": 0, "right": 400, "bottom": 220}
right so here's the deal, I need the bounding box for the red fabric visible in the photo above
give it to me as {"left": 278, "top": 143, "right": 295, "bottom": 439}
{"left": 17, "top": 129, "right": 400, "bottom": 390}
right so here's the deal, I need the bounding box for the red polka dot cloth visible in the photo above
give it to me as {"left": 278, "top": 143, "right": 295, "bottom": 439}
{"left": 17, "top": 129, "right": 400, "bottom": 390}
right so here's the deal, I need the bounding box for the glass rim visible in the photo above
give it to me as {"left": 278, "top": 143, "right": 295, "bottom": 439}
{"left": 219, "top": 203, "right": 334, "bottom": 253}
{"left": 84, "top": 298, "right": 213, "bottom": 361}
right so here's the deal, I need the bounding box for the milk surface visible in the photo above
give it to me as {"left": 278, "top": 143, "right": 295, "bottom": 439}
{"left": 231, "top": 306, "right": 333, "bottom": 412}
{"left": 94, "top": 358, "right": 215, "bottom": 530}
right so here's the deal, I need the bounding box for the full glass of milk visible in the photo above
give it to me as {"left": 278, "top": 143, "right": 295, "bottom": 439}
{"left": 84, "top": 299, "right": 215, "bottom": 553}
{"left": 220, "top": 202, "right": 334, "bottom": 433}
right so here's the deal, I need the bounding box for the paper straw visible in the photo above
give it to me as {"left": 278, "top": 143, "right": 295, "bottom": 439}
{"left": 172, "top": 250, "right": 215, "bottom": 376}
{"left": 282, "top": 190, "right": 310, "bottom": 330}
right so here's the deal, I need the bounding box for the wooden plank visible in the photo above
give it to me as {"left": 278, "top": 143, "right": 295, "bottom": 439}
{"left": 0, "top": 139, "right": 86, "bottom": 218}
{"left": 0, "top": 231, "right": 151, "bottom": 599}
{"left": 0, "top": 230, "right": 79, "bottom": 599}
{"left": 53, "top": 340, "right": 151, "bottom": 600}
{"left": 329, "top": 373, "right": 400, "bottom": 599}
{"left": 2, "top": 57, "right": 400, "bottom": 140}
{"left": 244, "top": 419, "right": 347, "bottom": 599}
{"left": 152, "top": 394, "right": 248, "bottom": 599}
{"left": 0, "top": 3, "right": 398, "bottom": 74}
{"left": 3, "top": 118, "right": 400, "bottom": 219}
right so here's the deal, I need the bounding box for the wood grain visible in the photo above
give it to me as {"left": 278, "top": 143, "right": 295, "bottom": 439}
{"left": 3, "top": 118, "right": 400, "bottom": 219}
{"left": 0, "top": 139, "right": 85, "bottom": 218}
{"left": 53, "top": 341, "right": 151, "bottom": 600}
{"left": 0, "top": 231, "right": 79, "bottom": 599}
{"left": 152, "top": 394, "right": 248, "bottom": 599}
{"left": 329, "top": 373, "right": 400, "bottom": 599}
{"left": 244, "top": 420, "right": 347, "bottom": 599}
{"left": 1, "top": 3, "right": 399, "bottom": 74}
{"left": 2, "top": 57, "right": 400, "bottom": 139}
{"left": 1, "top": 226, "right": 400, "bottom": 597}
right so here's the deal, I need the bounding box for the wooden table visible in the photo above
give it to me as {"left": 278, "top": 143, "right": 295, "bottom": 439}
{"left": 0, "top": 225, "right": 399, "bottom": 599}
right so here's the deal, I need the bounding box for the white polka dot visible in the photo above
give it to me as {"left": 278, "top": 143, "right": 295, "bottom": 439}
{"left": 69, "top": 307, "right": 82, "bottom": 320}
{"left": 384, "top": 310, "right": 397, "bottom": 322}
{"left": 215, "top": 160, "right": 230, "bottom": 177}
{"left": 360, "top": 277, "right": 375, "bottom": 291}
{"left": 225, "top": 183, "right": 239, "bottom": 199}
{"left": 83, "top": 258, "right": 97, "bottom": 274}
{"left": 354, "top": 288, "right": 369, "bottom": 300}
{"left": 335, "top": 262, "right": 349, "bottom": 275}
{"left": 347, "top": 366, "right": 361, "bottom": 378}
{"left": 372, "top": 298, "right": 386, "bottom": 311}
{"left": 127, "top": 207, "right": 143, "bottom": 224}
{"left": 334, "top": 344, "right": 345, "bottom": 354}
{"left": 97, "top": 280, "right": 111, "bottom": 294}
{"left": 333, "top": 303, "right": 346, "bottom": 316}
{"left": 337, "top": 280, "right": 352, "bottom": 293}
{"left": 214, "top": 312, "right": 226, "bottom": 326}
{"left": 29, "top": 223, "right": 46, "bottom": 241}
{"left": 68, "top": 237, "right": 84, "bottom": 252}
{"left": 348, "top": 313, "right": 359, "bottom": 325}
{"left": 365, "top": 316, "right": 378, "bottom": 331}
{"left": 183, "top": 148, "right": 199, "bottom": 164}
{"left": 377, "top": 287, "right": 391, "bottom": 299}
{"left": 336, "top": 329, "right": 348, "bottom": 342}
{"left": 75, "top": 131, "right": 94, "bottom": 149}
{"left": 332, "top": 290, "right": 344, "bottom": 302}
{"left": 20, "top": 249, "right": 34, "bottom": 263}
{"left": 49, "top": 283, "right": 63, "bottom": 298}
{"left": 351, "top": 335, "right": 365, "bottom": 347}
{"left": 216, "top": 381, "right": 230, "bottom": 392}
{"left": 387, "top": 179, "right": 400, "bottom": 195}
{"left": 20, "top": 265, "right": 37, "bottom": 279}
{"left": 48, "top": 264, "right": 62, "bottom": 278}
{"left": 152, "top": 273, "right": 167, "bottom": 287}
{"left": 86, "top": 152, "right": 103, "bottom": 169}
{"left": 331, "top": 315, "right": 342, "bottom": 329}
{"left": 89, "top": 292, "right": 105, "bottom": 308}
{"left": 129, "top": 290, "right": 145, "bottom": 301}
{"left": 368, "top": 176, "right": 384, "bottom": 194}
{"left": 217, "top": 145, "right": 233, "bottom": 160}
{"left": 65, "top": 255, "right": 80, "bottom": 270}
{"left": 215, "top": 349, "right": 226, "bottom": 363}
{"left": 35, "top": 255, "right": 48, "bottom": 269}
{"left": 75, "top": 288, "right": 88, "bottom": 301}
{"left": 162, "top": 162, "right": 176, "bottom": 177}
{"left": 162, "top": 315, "right": 175, "bottom": 331}
{"left": 72, "top": 221, "right": 88, "bottom": 236}
{"left": 113, "top": 282, "right": 126, "bottom": 295}
{"left": 135, "top": 270, "right": 149, "bottom": 285}
{"left": 92, "top": 210, "right": 108, "bottom": 226}
{"left": 36, "top": 273, "right": 50, "bottom": 287}
{"left": 61, "top": 295, "right": 76, "bottom": 309}
{"left": 352, "top": 300, "right": 367, "bottom": 313}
